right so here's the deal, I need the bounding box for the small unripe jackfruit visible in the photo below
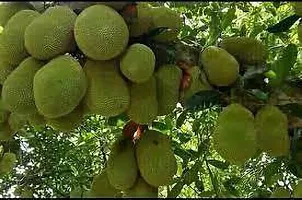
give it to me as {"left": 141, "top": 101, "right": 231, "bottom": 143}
{"left": 201, "top": 46, "right": 239, "bottom": 87}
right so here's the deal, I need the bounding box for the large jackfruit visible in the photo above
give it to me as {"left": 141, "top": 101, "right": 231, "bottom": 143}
{"left": 150, "top": 7, "right": 183, "bottom": 42}
{"left": 129, "top": 3, "right": 153, "bottom": 37}
{"left": 89, "top": 169, "right": 121, "bottom": 197}
{"left": 106, "top": 138, "right": 138, "bottom": 190}
{"left": 46, "top": 105, "right": 83, "bottom": 132}
{"left": 127, "top": 76, "right": 158, "bottom": 124}
{"left": 255, "top": 105, "right": 289, "bottom": 157}
{"left": 0, "top": 152, "right": 17, "bottom": 174}
{"left": 0, "top": 98, "right": 9, "bottom": 123}
{"left": 2, "top": 57, "right": 45, "bottom": 115}
{"left": 219, "top": 37, "right": 267, "bottom": 65}
{"left": 293, "top": 180, "right": 302, "bottom": 198}
{"left": 0, "top": 2, "right": 34, "bottom": 27}
{"left": 0, "top": 122, "right": 14, "bottom": 141}
{"left": 24, "top": 6, "right": 77, "bottom": 60}
{"left": 0, "top": 10, "right": 40, "bottom": 66}
{"left": 33, "top": 55, "right": 87, "bottom": 119}
{"left": 83, "top": 59, "right": 130, "bottom": 117}
{"left": 212, "top": 103, "right": 257, "bottom": 166}
{"left": 155, "top": 64, "right": 182, "bottom": 116}
{"left": 270, "top": 187, "right": 291, "bottom": 198}
{"left": 292, "top": 2, "right": 302, "bottom": 16}
{"left": 120, "top": 43, "right": 155, "bottom": 83}
{"left": 136, "top": 130, "right": 177, "bottom": 187}
{"left": 123, "top": 177, "right": 158, "bottom": 198}
{"left": 8, "top": 112, "right": 28, "bottom": 133}
{"left": 201, "top": 46, "right": 239, "bottom": 87}
{"left": 74, "top": 5, "right": 129, "bottom": 61}
{"left": 0, "top": 60, "right": 16, "bottom": 85}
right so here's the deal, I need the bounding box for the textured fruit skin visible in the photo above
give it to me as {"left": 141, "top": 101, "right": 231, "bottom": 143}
{"left": 123, "top": 177, "right": 158, "bottom": 198}
{"left": 89, "top": 170, "right": 121, "bottom": 197}
{"left": 220, "top": 37, "right": 267, "bottom": 65}
{"left": 213, "top": 104, "right": 257, "bottom": 166}
{"left": 298, "top": 22, "right": 302, "bottom": 44}
{"left": 0, "top": 2, "right": 34, "bottom": 27}
{"left": 0, "top": 98, "right": 10, "bottom": 124}
{"left": 107, "top": 138, "right": 138, "bottom": 190}
{"left": 255, "top": 105, "right": 289, "bottom": 157}
{"left": 74, "top": 5, "right": 129, "bottom": 61}
{"left": 293, "top": 2, "right": 302, "bottom": 16}
{"left": 136, "top": 130, "right": 177, "bottom": 187}
{"left": 0, "top": 60, "right": 16, "bottom": 85}
{"left": 0, "top": 10, "right": 40, "bottom": 66}
{"left": 8, "top": 112, "right": 28, "bottom": 132}
{"left": 0, "top": 122, "right": 14, "bottom": 141}
{"left": 129, "top": 3, "right": 153, "bottom": 37}
{"left": 155, "top": 65, "right": 182, "bottom": 116}
{"left": 26, "top": 112, "right": 46, "bottom": 127}
{"left": 120, "top": 43, "right": 156, "bottom": 83}
{"left": 201, "top": 46, "right": 239, "bottom": 87}
{"left": 46, "top": 105, "right": 83, "bottom": 132}
{"left": 83, "top": 59, "right": 130, "bottom": 117}
{"left": 293, "top": 180, "right": 302, "bottom": 198}
{"left": 2, "top": 57, "right": 45, "bottom": 115}
{"left": 25, "top": 6, "right": 77, "bottom": 60}
{"left": 33, "top": 55, "right": 87, "bottom": 119}
{"left": 150, "top": 7, "right": 182, "bottom": 42}
{"left": 127, "top": 77, "right": 158, "bottom": 124}
{"left": 0, "top": 152, "right": 17, "bottom": 174}
{"left": 270, "top": 187, "right": 291, "bottom": 198}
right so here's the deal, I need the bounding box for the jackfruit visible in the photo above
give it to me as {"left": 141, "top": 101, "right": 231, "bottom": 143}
{"left": 293, "top": 180, "right": 302, "bottom": 198}
{"left": 0, "top": 2, "right": 34, "bottom": 27}
{"left": 46, "top": 105, "right": 83, "bottom": 132}
{"left": 107, "top": 138, "right": 138, "bottom": 190}
{"left": 293, "top": 2, "right": 302, "bottom": 16}
{"left": 74, "top": 5, "right": 129, "bottom": 60}
{"left": 83, "top": 59, "right": 129, "bottom": 117}
{"left": 2, "top": 57, "right": 45, "bottom": 115}
{"left": 155, "top": 64, "right": 182, "bottom": 116}
{"left": 0, "top": 60, "right": 16, "bottom": 85}
{"left": 150, "top": 7, "right": 182, "bottom": 42}
{"left": 89, "top": 169, "right": 121, "bottom": 197}
{"left": 255, "top": 105, "right": 289, "bottom": 157}
{"left": 123, "top": 177, "right": 158, "bottom": 198}
{"left": 25, "top": 6, "right": 77, "bottom": 60}
{"left": 136, "top": 130, "right": 177, "bottom": 187}
{"left": 220, "top": 37, "right": 267, "bottom": 65}
{"left": 212, "top": 103, "right": 257, "bottom": 166}
{"left": 201, "top": 46, "right": 239, "bottom": 87}
{"left": 127, "top": 76, "right": 158, "bottom": 124}
{"left": 33, "top": 55, "right": 87, "bottom": 119}
{"left": 129, "top": 3, "right": 153, "bottom": 37}
{"left": 26, "top": 112, "right": 46, "bottom": 127}
{"left": 270, "top": 187, "right": 291, "bottom": 198}
{"left": 120, "top": 43, "right": 155, "bottom": 83}
{"left": 0, "top": 10, "right": 40, "bottom": 65}
{"left": 0, "top": 152, "right": 17, "bottom": 174}
{"left": 8, "top": 112, "right": 28, "bottom": 132}
{"left": 0, "top": 98, "right": 9, "bottom": 123}
{"left": 70, "top": 187, "right": 82, "bottom": 198}
{"left": 298, "top": 22, "right": 302, "bottom": 44}
{"left": 0, "top": 122, "right": 14, "bottom": 141}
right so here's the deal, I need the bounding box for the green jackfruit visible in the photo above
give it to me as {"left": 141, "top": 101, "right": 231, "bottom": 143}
{"left": 150, "top": 7, "right": 182, "bottom": 42}
{"left": 33, "top": 55, "right": 87, "bottom": 119}
{"left": 70, "top": 187, "right": 82, "bottom": 198}
{"left": 298, "top": 22, "right": 302, "bottom": 44}
{"left": 255, "top": 105, "right": 289, "bottom": 157}
{"left": 0, "top": 152, "right": 17, "bottom": 174}
{"left": 293, "top": 2, "right": 302, "bottom": 16}
{"left": 129, "top": 3, "right": 153, "bottom": 37}
{"left": 0, "top": 122, "right": 14, "bottom": 141}
{"left": 213, "top": 104, "right": 257, "bottom": 166}
{"left": 0, "top": 2, "right": 34, "bottom": 27}
{"left": 0, "top": 98, "right": 9, "bottom": 123}
{"left": 201, "top": 46, "right": 239, "bottom": 87}
{"left": 127, "top": 76, "right": 158, "bottom": 124}
{"left": 155, "top": 64, "right": 182, "bottom": 116}
{"left": 120, "top": 43, "right": 155, "bottom": 83}
{"left": 220, "top": 37, "right": 267, "bottom": 65}
{"left": 26, "top": 112, "right": 46, "bottom": 127}
{"left": 83, "top": 59, "right": 130, "bottom": 117}
{"left": 46, "top": 105, "right": 83, "bottom": 132}
{"left": 0, "top": 60, "right": 16, "bottom": 85}
{"left": 107, "top": 138, "right": 138, "bottom": 190}
{"left": 8, "top": 112, "right": 28, "bottom": 132}
{"left": 124, "top": 177, "right": 158, "bottom": 198}
{"left": 293, "top": 180, "right": 302, "bottom": 198}
{"left": 2, "top": 57, "right": 45, "bottom": 115}
{"left": 74, "top": 5, "right": 129, "bottom": 60}
{"left": 25, "top": 6, "right": 77, "bottom": 60}
{"left": 89, "top": 170, "right": 121, "bottom": 197}
{"left": 136, "top": 130, "right": 177, "bottom": 187}
{"left": 270, "top": 187, "right": 291, "bottom": 198}
{"left": 0, "top": 10, "right": 40, "bottom": 65}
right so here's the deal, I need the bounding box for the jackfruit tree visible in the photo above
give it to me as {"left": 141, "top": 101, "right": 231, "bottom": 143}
{"left": 1, "top": 1, "right": 302, "bottom": 199}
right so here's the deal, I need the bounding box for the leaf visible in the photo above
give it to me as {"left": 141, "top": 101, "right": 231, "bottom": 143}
{"left": 168, "top": 181, "right": 185, "bottom": 198}
{"left": 221, "top": 6, "right": 236, "bottom": 30}
{"left": 173, "top": 146, "right": 192, "bottom": 161}
{"left": 207, "top": 159, "right": 229, "bottom": 170}
{"left": 195, "top": 178, "right": 204, "bottom": 193}
{"left": 184, "top": 161, "right": 201, "bottom": 185}
{"left": 279, "top": 103, "right": 302, "bottom": 119}
{"left": 267, "top": 14, "right": 300, "bottom": 33}
{"left": 246, "top": 89, "right": 269, "bottom": 101}
{"left": 177, "top": 131, "right": 192, "bottom": 143}
{"left": 152, "top": 121, "right": 169, "bottom": 131}
{"left": 147, "top": 27, "right": 171, "bottom": 38}
{"left": 176, "top": 110, "right": 188, "bottom": 128}
{"left": 184, "top": 90, "right": 221, "bottom": 110}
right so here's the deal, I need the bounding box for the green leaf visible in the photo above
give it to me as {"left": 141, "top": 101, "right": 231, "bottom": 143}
{"left": 185, "top": 90, "right": 221, "bottom": 111}
{"left": 267, "top": 14, "right": 300, "bottom": 33}
{"left": 221, "top": 6, "right": 236, "bottom": 30}
{"left": 152, "top": 121, "right": 169, "bottom": 131}
{"left": 168, "top": 181, "right": 185, "bottom": 198}
{"left": 173, "top": 146, "right": 193, "bottom": 161}
{"left": 184, "top": 161, "right": 201, "bottom": 185}
{"left": 246, "top": 89, "right": 269, "bottom": 101}
{"left": 176, "top": 110, "right": 188, "bottom": 128}
{"left": 177, "top": 131, "right": 192, "bottom": 143}
{"left": 208, "top": 159, "right": 229, "bottom": 170}
{"left": 279, "top": 103, "right": 302, "bottom": 119}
